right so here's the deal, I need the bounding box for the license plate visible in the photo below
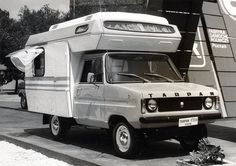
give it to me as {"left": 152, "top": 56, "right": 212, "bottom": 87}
{"left": 178, "top": 117, "right": 198, "bottom": 127}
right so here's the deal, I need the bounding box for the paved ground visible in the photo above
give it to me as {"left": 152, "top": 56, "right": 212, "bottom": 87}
{"left": 0, "top": 93, "right": 236, "bottom": 166}
{"left": 0, "top": 141, "right": 73, "bottom": 166}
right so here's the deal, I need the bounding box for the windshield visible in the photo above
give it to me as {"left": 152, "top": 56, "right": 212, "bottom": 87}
{"left": 106, "top": 53, "right": 183, "bottom": 83}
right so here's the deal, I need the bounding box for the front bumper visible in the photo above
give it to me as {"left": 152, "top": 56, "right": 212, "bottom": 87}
{"left": 138, "top": 113, "right": 222, "bottom": 128}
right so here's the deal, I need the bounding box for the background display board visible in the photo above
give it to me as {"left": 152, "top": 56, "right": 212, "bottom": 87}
{"left": 154, "top": 0, "right": 236, "bottom": 118}
{"left": 70, "top": 0, "right": 236, "bottom": 117}
{"left": 141, "top": 0, "right": 236, "bottom": 118}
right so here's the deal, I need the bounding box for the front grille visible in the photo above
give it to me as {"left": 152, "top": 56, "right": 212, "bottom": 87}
{"left": 158, "top": 97, "right": 203, "bottom": 112}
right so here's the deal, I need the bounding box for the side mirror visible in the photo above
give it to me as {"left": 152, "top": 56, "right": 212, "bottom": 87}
{"left": 87, "top": 72, "right": 95, "bottom": 83}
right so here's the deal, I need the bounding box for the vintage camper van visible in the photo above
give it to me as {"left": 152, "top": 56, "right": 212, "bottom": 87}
{"left": 10, "top": 12, "right": 222, "bottom": 157}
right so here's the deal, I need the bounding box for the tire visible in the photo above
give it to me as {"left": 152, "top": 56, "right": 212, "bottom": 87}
{"left": 179, "top": 125, "right": 207, "bottom": 151}
{"left": 179, "top": 137, "right": 200, "bottom": 151}
{"left": 20, "top": 95, "right": 28, "bottom": 109}
{"left": 112, "top": 122, "right": 139, "bottom": 158}
{"left": 49, "top": 116, "right": 71, "bottom": 140}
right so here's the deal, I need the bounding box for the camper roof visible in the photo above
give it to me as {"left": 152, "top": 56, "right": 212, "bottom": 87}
{"left": 25, "top": 12, "right": 181, "bottom": 53}
{"left": 49, "top": 12, "right": 169, "bottom": 31}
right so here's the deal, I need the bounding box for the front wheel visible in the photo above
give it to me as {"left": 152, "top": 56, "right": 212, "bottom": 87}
{"left": 49, "top": 116, "right": 71, "bottom": 140}
{"left": 113, "top": 122, "right": 139, "bottom": 158}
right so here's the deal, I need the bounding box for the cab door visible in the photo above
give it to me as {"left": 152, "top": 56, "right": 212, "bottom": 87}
{"left": 75, "top": 57, "right": 105, "bottom": 127}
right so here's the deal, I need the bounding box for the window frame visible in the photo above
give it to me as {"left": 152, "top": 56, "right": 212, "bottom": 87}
{"left": 80, "top": 56, "right": 104, "bottom": 84}
{"left": 33, "top": 48, "right": 45, "bottom": 77}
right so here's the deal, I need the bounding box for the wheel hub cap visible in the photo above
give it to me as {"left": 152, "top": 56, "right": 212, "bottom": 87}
{"left": 119, "top": 131, "right": 128, "bottom": 146}
{"left": 51, "top": 116, "right": 59, "bottom": 135}
{"left": 53, "top": 120, "right": 59, "bottom": 131}
{"left": 116, "top": 125, "right": 131, "bottom": 152}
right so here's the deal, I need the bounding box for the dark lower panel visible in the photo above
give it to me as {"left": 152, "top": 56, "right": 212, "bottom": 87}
{"left": 188, "top": 70, "right": 216, "bottom": 87}
{"left": 218, "top": 72, "right": 236, "bottom": 86}
{"left": 162, "top": 0, "right": 203, "bottom": 13}
{"left": 215, "top": 57, "right": 236, "bottom": 72}
{"left": 163, "top": 12, "right": 200, "bottom": 32}
{"left": 204, "top": 15, "right": 226, "bottom": 29}
{"left": 230, "top": 39, "right": 236, "bottom": 60}
{"left": 189, "top": 55, "right": 212, "bottom": 71}
{"left": 223, "top": 14, "right": 236, "bottom": 37}
{"left": 202, "top": 1, "right": 221, "bottom": 16}
{"left": 225, "top": 102, "right": 236, "bottom": 117}
{"left": 221, "top": 87, "right": 236, "bottom": 102}
{"left": 212, "top": 43, "right": 233, "bottom": 58}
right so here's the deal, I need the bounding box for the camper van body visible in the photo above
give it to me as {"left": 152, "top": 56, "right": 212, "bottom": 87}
{"left": 13, "top": 12, "right": 221, "bottom": 157}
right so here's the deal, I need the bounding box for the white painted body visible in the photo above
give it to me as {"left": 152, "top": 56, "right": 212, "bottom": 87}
{"left": 72, "top": 52, "right": 221, "bottom": 129}
{"left": 10, "top": 12, "right": 221, "bottom": 129}
{"left": 25, "top": 42, "right": 72, "bottom": 117}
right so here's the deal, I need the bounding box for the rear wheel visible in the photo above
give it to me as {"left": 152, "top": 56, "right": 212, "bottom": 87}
{"left": 20, "top": 95, "right": 27, "bottom": 109}
{"left": 113, "top": 122, "right": 139, "bottom": 158}
{"left": 49, "top": 116, "right": 71, "bottom": 140}
{"left": 179, "top": 125, "right": 207, "bottom": 151}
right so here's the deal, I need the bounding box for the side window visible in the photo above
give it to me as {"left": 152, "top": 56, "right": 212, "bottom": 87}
{"left": 81, "top": 60, "right": 92, "bottom": 82}
{"left": 92, "top": 59, "right": 103, "bottom": 83}
{"left": 34, "top": 50, "right": 45, "bottom": 77}
{"left": 80, "top": 58, "right": 103, "bottom": 83}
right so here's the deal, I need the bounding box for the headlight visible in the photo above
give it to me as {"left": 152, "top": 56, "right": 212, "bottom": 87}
{"left": 204, "top": 97, "right": 213, "bottom": 109}
{"left": 146, "top": 99, "right": 158, "bottom": 112}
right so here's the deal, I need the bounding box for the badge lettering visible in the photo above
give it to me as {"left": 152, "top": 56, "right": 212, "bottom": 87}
{"left": 175, "top": 93, "right": 179, "bottom": 97}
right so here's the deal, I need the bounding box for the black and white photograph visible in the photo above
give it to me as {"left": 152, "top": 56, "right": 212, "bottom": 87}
{"left": 0, "top": 0, "right": 236, "bottom": 165}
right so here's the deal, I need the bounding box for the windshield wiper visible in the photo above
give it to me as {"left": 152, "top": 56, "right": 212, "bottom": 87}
{"left": 144, "top": 73, "right": 173, "bottom": 82}
{"left": 117, "top": 73, "right": 150, "bottom": 83}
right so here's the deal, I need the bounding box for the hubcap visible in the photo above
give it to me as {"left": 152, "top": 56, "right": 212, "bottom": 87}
{"left": 51, "top": 116, "right": 60, "bottom": 136}
{"left": 116, "top": 125, "right": 131, "bottom": 152}
{"left": 21, "top": 97, "right": 26, "bottom": 108}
